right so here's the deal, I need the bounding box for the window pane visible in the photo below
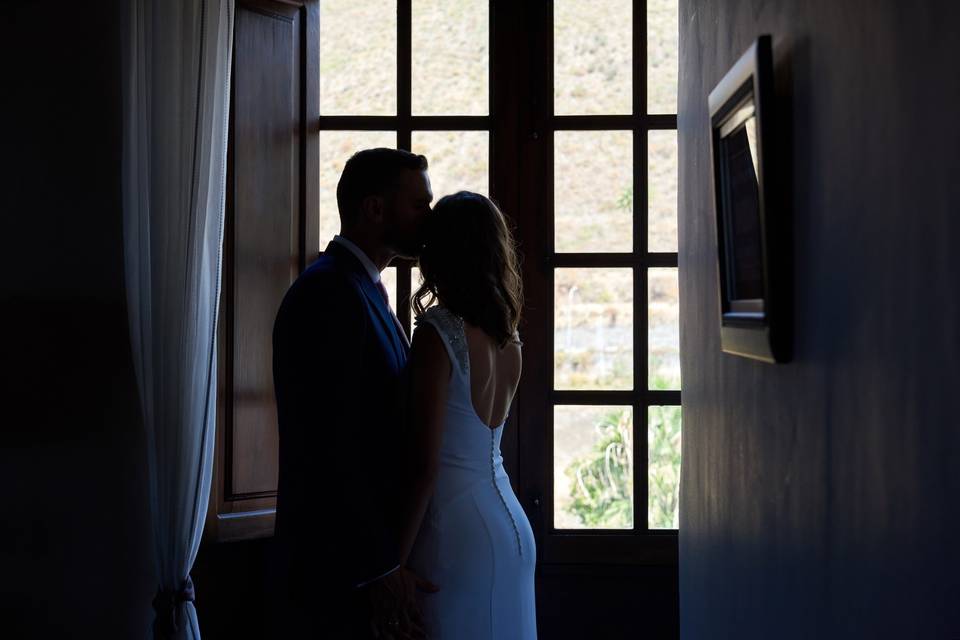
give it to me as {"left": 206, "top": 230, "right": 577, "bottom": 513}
{"left": 412, "top": 265, "right": 424, "bottom": 292}
{"left": 411, "top": 131, "right": 489, "bottom": 201}
{"left": 409, "top": 265, "right": 437, "bottom": 326}
{"left": 648, "top": 268, "right": 680, "bottom": 390}
{"left": 412, "top": 0, "right": 488, "bottom": 115}
{"left": 554, "top": 131, "right": 633, "bottom": 253}
{"left": 647, "top": 0, "right": 678, "bottom": 114}
{"left": 381, "top": 266, "right": 398, "bottom": 314}
{"left": 554, "top": 0, "right": 632, "bottom": 115}
{"left": 555, "top": 268, "right": 633, "bottom": 390}
{"left": 648, "top": 405, "right": 681, "bottom": 529}
{"left": 648, "top": 130, "right": 678, "bottom": 252}
{"left": 320, "top": 0, "right": 397, "bottom": 115}
{"left": 554, "top": 405, "right": 633, "bottom": 529}
{"left": 318, "top": 131, "right": 398, "bottom": 246}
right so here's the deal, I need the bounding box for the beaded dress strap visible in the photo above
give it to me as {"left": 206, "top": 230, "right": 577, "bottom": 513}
{"left": 414, "top": 307, "right": 469, "bottom": 375}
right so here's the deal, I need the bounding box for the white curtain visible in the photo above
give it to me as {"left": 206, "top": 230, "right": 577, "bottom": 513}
{"left": 122, "top": 0, "right": 234, "bottom": 637}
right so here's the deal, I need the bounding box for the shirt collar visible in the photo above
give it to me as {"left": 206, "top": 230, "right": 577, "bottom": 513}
{"left": 331, "top": 235, "right": 381, "bottom": 283}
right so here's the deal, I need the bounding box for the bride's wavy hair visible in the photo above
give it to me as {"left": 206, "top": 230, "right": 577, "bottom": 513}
{"left": 413, "top": 192, "right": 523, "bottom": 347}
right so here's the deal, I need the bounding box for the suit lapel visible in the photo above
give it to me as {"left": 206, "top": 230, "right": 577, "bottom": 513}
{"left": 325, "top": 242, "right": 408, "bottom": 366}
{"left": 357, "top": 274, "right": 408, "bottom": 365}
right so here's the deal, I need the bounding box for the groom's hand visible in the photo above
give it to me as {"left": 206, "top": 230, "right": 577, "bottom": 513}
{"left": 364, "top": 566, "right": 439, "bottom": 640}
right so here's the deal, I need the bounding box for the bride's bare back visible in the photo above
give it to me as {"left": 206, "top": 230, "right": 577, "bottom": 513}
{"left": 463, "top": 321, "right": 522, "bottom": 429}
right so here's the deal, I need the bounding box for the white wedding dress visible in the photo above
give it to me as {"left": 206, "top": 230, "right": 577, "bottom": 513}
{"left": 408, "top": 307, "right": 537, "bottom": 640}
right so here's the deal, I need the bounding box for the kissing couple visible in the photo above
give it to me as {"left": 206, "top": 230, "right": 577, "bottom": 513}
{"left": 272, "top": 148, "right": 537, "bottom": 639}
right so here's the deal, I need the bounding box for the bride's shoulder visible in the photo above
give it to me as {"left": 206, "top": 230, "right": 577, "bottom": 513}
{"left": 413, "top": 307, "right": 468, "bottom": 372}
{"left": 413, "top": 306, "right": 463, "bottom": 345}
{"left": 414, "top": 306, "right": 461, "bottom": 330}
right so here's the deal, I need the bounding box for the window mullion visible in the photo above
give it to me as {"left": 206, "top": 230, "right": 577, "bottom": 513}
{"left": 634, "top": 0, "right": 647, "bottom": 117}
{"left": 398, "top": 0, "right": 412, "bottom": 137}
{"left": 396, "top": 0, "right": 412, "bottom": 330}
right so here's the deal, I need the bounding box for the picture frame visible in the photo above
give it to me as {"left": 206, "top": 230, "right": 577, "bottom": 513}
{"left": 708, "top": 35, "right": 790, "bottom": 363}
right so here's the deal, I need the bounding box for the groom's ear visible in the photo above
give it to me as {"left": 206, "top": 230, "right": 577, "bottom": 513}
{"left": 359, "top": 194, "right": 385, "bottom": 223}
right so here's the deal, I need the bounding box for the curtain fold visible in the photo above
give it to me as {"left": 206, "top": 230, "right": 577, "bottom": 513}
{"left": 122, "top": 1, "right": 234, "bottom": 637}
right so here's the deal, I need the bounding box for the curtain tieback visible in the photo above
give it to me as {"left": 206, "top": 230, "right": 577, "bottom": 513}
{"left": 152, "top": 576, "right": 196, "bottom": 636}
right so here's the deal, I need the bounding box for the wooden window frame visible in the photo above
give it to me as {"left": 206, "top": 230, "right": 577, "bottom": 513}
{"left": 508, "top": 0, "right": 680, "bottom": 566}
{"left": 315, "top": 0, "right": 680, "bottom": 566}
{"left": 211, "top": 1, "right": 680, "bottom": 568}
{"left": 316, "top": 0, "right": 492, "bottom": 341}
{"left": 207, "top": 0, "right": 319, "bottom": 543}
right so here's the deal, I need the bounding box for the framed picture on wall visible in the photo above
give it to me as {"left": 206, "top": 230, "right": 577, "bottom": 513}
{"left": 708, "top": 35, "right": 790, "bottom": 363}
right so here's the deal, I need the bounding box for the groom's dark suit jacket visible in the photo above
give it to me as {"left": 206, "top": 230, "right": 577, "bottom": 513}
{"left": 272, "top": 241, "right": 410, "bottom": 609}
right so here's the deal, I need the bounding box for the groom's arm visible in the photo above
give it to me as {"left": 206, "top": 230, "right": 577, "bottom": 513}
{"left": 276, "top": 273, "right": 400, "bottom": 590}
{"left": 352, "top": 325, "right": 447, "bottom": 640}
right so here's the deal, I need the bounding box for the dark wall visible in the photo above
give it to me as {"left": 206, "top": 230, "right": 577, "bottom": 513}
{"left": 678, "top": 1, "right": 960, "bottom": 638}
{"left": 1, "top": 2, "right": 155, "bottom": 636}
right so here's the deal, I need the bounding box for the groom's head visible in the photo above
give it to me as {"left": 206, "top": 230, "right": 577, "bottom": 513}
{"left": 337, "top": 148, "right": 432, "bottom": 259}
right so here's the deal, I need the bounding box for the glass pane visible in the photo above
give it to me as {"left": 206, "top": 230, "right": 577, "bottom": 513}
{"left": 320, "top": 0, "right": 397, "bottom": 115}
{"left": 554, "top": 405, "right": 633, "bottom": 529}
{"left": 318, "top": 131, "right": 398, "bottom": 247}
{"left": 411, "top": 131, "right": 489, "bottom": 201}
{"left": 647, "top": 0, "right": 678, "bottom": 114}
{"left": 555, "top": 131, "right": 633, "bottom": 253}
{"left": 412, "top": 265, "right": 424, "bottom": 292}
{"left": 409, "top": 265, "right": 437, "bottom": 326}
{"left": 412, "top": 0, "right": 488, "bottom": 115}
{"left": 648, "top": 405, "right": 681, "bottom": 529}
{"left": 554, "top": 0, "right": 632, "bottom": 115}
{"left": 555, "top": 268, "right": 633, "bottom": 390}
{"left": 648, "top": 130, "right": 678, "bottom": 252}
{"left": 381, "top": 266, "right": 398, "bottom": 315}
{"left": 648, "top": 268, "right": 680, "bottom": 390}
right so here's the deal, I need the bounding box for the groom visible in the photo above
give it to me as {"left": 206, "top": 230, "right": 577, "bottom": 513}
{"left": 272, "top": 148, "right": 435, "bottom": 638}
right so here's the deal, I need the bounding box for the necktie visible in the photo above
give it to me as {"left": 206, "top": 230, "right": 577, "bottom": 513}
{"left": 375, "top": 279, "right": 410, "bottom": 347}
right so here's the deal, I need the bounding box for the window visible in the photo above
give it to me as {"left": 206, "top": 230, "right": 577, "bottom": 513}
{"left": 218, "top": 0, "right": 678, "bottom": 567}
{"left": 317, "top": 0, "right": 491, "bottom": 337}
{"left": 314, "top": 0, "right": 679, "bottom": 565}
{"left": 537, "top": 0, "right": 680, "bottom": 563}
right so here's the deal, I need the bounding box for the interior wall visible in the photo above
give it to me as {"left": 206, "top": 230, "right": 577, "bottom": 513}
{"left": 678, "top": 1, "right": 960, "bottom": 637}
{"left": 1, "top": 2, "right": 156, "bottom": 636}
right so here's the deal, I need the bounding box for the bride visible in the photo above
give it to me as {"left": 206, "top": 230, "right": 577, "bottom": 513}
{"left": 398, "top": 191, "right": 537, "bottom": 639}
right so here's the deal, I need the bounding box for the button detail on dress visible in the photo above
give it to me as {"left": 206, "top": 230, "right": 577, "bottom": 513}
{"left": 491, "top": 428, "right": 523, "bottom": 557}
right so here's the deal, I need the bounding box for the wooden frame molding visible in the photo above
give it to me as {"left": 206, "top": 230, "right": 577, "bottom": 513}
{"left": 205, "top": 0, "right": 319, "bottom": 543}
